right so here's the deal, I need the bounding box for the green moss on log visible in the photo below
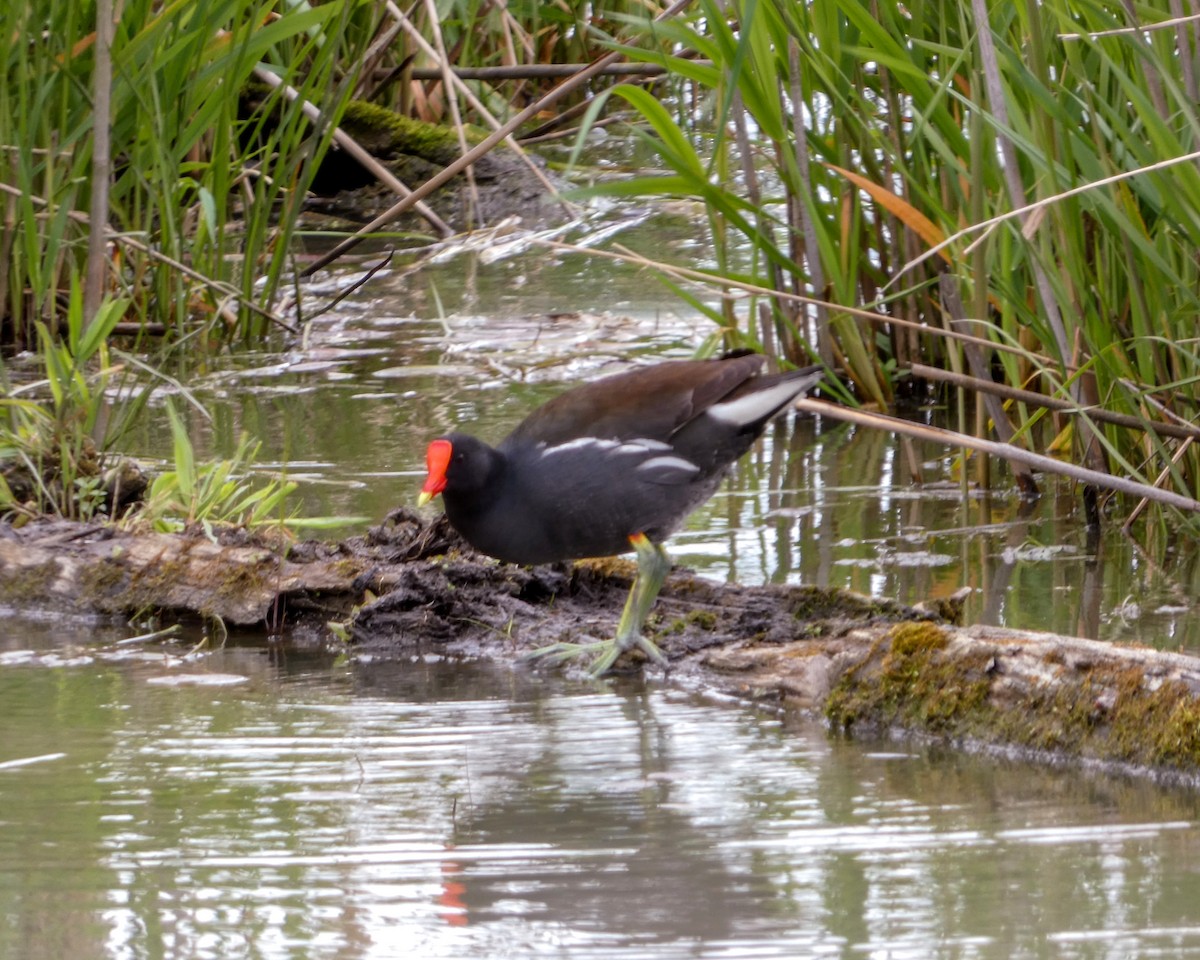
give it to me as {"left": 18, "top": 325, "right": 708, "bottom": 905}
{"left": 827, "top": 622, "right": 1200, "bottom": 773}
{"left": 1105, "top": 671, "right": 1200, "bottom": 767}
{"left": 78, "top": 556, "right": 130, "bottom": 601}
{"left": 787, "top": 584, "right": 900, "bottom": 621}
{"left": 0, "top": 559, "right": 61, "bottom": 603}
{"left": 656, "top": 608, "right": 720, "bottom": 637}
{"left": 826, "top": 622, "right": 992, "bottom": 735}
{"left": 338, "top": 101, "right": 481, "bottom": 165}
{"left": 209, "top": 554, "right": 277, "bottom": 611}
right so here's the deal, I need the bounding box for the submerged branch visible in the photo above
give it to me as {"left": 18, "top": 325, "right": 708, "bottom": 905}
{"left": 386, "top": 0, "right": 571, "bottom": 216}
{"left": 252, "top": 64, "right": 453, "bottom": 238}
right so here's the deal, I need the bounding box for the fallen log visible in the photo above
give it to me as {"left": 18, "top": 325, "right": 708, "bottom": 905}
{"left": 2, "top": 511, "right": 1200, "bottom": 784}
{"left": 0, "top": 519, "right": 368, "bottom": 625}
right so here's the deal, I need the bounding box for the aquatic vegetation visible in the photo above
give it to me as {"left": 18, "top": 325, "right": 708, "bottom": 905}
{"left": 575, "top": 0, "right": 1200, "bottom": 527}
{"left": 4, "top": 0, "right": 1197, "bottom": 534}
{"left": 0, "top": 0, "right": 373, "bottom": 343}
{"left": 0, "top": 283, "right": 145, "bottom": 520}
{"left": 133, "top": 402, "right": 363, "bottom": 536}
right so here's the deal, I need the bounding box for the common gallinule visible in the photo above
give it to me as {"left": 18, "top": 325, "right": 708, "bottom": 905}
{"left": 418, "top": 352, "right": 823, "bottom": 675}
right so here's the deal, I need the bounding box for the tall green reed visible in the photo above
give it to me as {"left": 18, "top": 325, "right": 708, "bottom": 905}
{"left": 0, "top": 0, "right": 374, "bottom": 345}
{"left": 582, "top": 0, "right": 1200, "bottom": 517}
{"left": 0, "top": 280, "right": 142, "bottom": 519}
{"left": 0, "top": 0, "right": 380, "bottom": 521}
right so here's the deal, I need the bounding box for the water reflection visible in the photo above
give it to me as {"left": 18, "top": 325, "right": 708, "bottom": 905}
{"left": 3, "top": 648, "right": 1200, "bottom": 959}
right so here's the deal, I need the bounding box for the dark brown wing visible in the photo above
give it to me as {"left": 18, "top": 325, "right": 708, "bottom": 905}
{"left": 499, "top": 354, "right": 766, "bottom": 450}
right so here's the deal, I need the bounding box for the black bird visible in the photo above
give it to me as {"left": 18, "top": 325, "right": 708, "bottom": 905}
{"left": 418, "top": 353, "right": 823, "bottom": 674}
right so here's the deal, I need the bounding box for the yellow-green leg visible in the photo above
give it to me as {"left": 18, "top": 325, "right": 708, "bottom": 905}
{"left": 588, "top": 534, "right": 670, "bottom": 675}
{"left": 523, "top": 533, "right": 672, "bottom": 676}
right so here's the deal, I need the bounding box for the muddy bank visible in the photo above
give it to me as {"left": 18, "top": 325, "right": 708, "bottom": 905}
{"left": 3, "top": 510, "right": 1200, "bottom": 784}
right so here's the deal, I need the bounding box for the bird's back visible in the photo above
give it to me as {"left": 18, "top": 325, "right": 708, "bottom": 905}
{"left": 499, "top": 354, "right": 769, "bottom": 451}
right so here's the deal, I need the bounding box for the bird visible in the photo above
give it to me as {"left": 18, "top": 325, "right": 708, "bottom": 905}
{"left": 417, "top": 352, "right": 824, "bottom": 675}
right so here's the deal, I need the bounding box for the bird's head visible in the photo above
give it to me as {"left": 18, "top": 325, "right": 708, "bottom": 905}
{"left": 418, "top": 434, "right": 499, "bottom": 506}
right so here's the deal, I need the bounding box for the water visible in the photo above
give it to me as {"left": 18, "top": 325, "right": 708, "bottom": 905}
{"left": 4, "top": 219, "right": 1200, "bottom": 957}
{"left": 4, "top": 639, "right": 1200, "bottom": 960}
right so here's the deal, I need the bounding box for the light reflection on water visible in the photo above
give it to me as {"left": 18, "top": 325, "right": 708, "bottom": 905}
{"left": 3, "top": 646, "right": 1200, "bottom": 959}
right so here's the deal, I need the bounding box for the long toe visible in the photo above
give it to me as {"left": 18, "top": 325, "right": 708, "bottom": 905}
{"left": 633, "top": 635, "right": 669, "bottom": 669}
{"left": 588, "top": 642, "right": 624, "bottom": 677}
{"left": 589, "top": 635, "right": 669, "bottom": 677}
{"left": 522, "top": 640, "right": 609, "bottom": 666}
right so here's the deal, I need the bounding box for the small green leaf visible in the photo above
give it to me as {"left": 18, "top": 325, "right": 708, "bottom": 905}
{"left": 165, "top": 402, "right": 196, "bottom": 498}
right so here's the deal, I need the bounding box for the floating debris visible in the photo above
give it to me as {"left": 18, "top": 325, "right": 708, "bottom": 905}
{"left": 145, "top": 673, "right": 249, "bottom": 687}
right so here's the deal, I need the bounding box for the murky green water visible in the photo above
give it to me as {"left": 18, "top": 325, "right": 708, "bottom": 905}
{"left": 4, "top": 633, "right": 1200, "bottom": 959}
{"left": 5, "top": 222, "right": 1200, "bottom": 957}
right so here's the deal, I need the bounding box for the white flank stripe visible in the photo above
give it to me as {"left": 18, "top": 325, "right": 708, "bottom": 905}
{"left": 536, "top": 438, "right": 620, "bottom": 461}
{"left": 706, "top": 376, "right": 817, "bottom": 426}
{"left": 539, "top": 437, "right": 673, "bottom": 459}
{"left": 637, "top": 455, "right": 700, "bottom": 476}
{"left": 537, "top": 438, "right": 615, "bottom": 456}
{"left": 628, "top": 438, "right": 673, "bottom": 451}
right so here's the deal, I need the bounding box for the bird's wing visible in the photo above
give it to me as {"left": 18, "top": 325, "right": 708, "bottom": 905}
{"left": 500, "top": 355, "right": 764, "bottom": 449}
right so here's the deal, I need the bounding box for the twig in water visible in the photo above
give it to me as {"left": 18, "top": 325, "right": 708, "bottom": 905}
{"left": 795, "top": 398, "right": 1200, "bottom": 514}
{"left": 115, "top": 624, "right": 183, "bottom": 646}
{"left": 304, "top": 251, "right": 395, "bottom": 324}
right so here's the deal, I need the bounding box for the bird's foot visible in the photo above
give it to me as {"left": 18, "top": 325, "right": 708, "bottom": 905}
{"left": 521, "top": 639, "right": 612, "bottom": 667}
{"left": 590, "top": 634, "right": 668, "bottom": 677}
{"left": 524, "top": 535, "right": 673, "bottom": 677}
{"left": 521, "top": 634, "right": 668, "bottom": 677}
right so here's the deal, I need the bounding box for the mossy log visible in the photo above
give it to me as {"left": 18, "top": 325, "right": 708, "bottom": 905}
{"left": 3, "top": 511, "right": 1200, "bottom": 782}
{"left": 0, "top": 519, "right": 363, "bottom": 625}
{"left": 304, "top": 100, "right": 565, "bottom": 229}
